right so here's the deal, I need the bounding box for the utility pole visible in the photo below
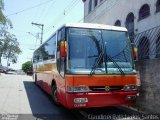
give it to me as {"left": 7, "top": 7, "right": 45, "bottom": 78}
{"left": 31, "top": 22, "right": 44, "bottom": 44}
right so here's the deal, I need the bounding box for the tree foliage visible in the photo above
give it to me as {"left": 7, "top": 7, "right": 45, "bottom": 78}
{"left": 0, "top": 0, "right": 12, "bottom": 27}
{"left": 0, "top": 0, "right": 20, "bottom": 66}
{"left": 22, "top": 61, "right": 32, "bottom": 73}
{"left": 0, "top": 32, "right": 22, "bottom": 64}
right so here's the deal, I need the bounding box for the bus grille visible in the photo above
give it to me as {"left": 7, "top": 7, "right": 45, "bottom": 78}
{"left": 89, "top": 86, "right": 123, "bottom": 92}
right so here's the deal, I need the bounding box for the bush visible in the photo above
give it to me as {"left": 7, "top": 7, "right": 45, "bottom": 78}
{"left": 22, "top": 61, "right": 32, "bottom": 74}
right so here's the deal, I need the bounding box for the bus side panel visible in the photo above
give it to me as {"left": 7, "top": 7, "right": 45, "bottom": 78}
{"left": 48, "top": 64, "right": 67, "bottom": 107}
{"left": 64, "top": 76, "right": 74, "bottom": 108}
{"left": 35, "top": 62, "right": 55, "bottom": 95}
{"left": 42, "top": 73, "right": 53, "bottom": 94}
{"left": 56, "top": 75, "right": 67, "bottom": 107}
{"left": 36, "top": 72, "right": 52, "bottom": 94}
{"left": 35, "top": 61, "right": 68, "bottom": 107}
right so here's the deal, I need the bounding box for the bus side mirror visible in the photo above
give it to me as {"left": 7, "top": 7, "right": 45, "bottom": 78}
{"left": 131, "top": 43, "right": 138, "bottom": 61}
{"left": 60, "top": 40, "right": 67, "bottom": 58}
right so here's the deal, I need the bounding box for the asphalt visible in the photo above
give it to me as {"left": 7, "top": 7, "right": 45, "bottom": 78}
{"left": 0, "top": 75, "right": 83, "bottom": 120}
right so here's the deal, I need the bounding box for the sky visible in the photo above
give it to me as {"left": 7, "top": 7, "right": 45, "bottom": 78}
{"left": 2, "top": 0, "right": 84, "bottom": 70}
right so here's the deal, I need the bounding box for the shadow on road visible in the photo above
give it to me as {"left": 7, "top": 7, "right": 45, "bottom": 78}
{"left": 23, "top": 81, "right": 81, "bottom": 120}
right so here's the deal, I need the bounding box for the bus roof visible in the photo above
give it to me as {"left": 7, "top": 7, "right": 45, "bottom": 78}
{"left": 62, "top": 23, "right": 128, "bottom": 32}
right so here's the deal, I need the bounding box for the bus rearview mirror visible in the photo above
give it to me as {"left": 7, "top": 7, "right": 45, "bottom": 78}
{"left": 131, "top": 43, "right": 138, "bottom": 61}
{"left": 60, "top": 41, "right": 67, "bottom": 57}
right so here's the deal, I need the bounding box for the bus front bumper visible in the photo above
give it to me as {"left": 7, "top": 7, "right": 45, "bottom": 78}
{"left": 65, "top": 91, "right": 137, "bottom": 109}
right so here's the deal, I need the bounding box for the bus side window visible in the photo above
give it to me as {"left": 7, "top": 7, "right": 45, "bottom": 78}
{"left": 57, "top": 28, "right": 65, "bottom": 77}
{"left": 33, "top": 53, "right": 36, "bottom": 63}
{"left": 33, "top": 55, "right": 37, "bottom": 63}
{"left": 43, "top": 34, "right": 56, "bottom": 61}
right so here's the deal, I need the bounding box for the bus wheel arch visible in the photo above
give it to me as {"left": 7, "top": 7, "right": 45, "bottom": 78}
{"left": 51, "top": 80, "right": 60, "bottom": 105}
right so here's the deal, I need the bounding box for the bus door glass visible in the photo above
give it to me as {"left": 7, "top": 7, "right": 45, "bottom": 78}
{"left": 57, "top": 27, "right": 66, "bottom": 77}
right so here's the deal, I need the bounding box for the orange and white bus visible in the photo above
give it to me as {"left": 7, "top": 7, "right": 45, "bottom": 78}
{"left": 32, "top": 23, "right": 139, "bottom": 109}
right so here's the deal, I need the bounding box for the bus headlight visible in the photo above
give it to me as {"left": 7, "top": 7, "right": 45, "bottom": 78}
{"left": 66, "top": 86, "right": 90, "bottom": 93}
{"left": 122, "top": 85, "right": 137, "bottom": 91}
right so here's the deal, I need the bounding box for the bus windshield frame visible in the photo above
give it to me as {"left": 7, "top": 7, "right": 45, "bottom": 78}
{"left": 66, "top": 27, "right": 135, "bottom": 75}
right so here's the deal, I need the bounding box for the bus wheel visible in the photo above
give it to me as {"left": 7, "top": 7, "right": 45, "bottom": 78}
{"left": 34, "top": 74, "right": 37, "bottom": 85}
{"left": 51, "top": 85, "right": 59, "bottom": 105}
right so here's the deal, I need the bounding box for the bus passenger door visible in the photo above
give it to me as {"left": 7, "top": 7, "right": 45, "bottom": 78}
{"left": 56, "top": 27, "right": 66, "bottom": 105}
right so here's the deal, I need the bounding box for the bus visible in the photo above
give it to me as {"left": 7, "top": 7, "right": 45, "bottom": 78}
{"left": 32, "top": 23, "right": 139, "bottom": 109}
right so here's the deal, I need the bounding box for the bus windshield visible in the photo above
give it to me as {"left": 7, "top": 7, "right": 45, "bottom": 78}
{"left": 67, "top": 28, "right": 134, "bottom": 75}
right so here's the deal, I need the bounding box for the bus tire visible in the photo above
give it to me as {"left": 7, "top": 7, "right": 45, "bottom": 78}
{"left": 51, "top": 85, "right": 60, "bottom": 105}
{"left": 34, "top": 74, "right": 37, "bottom": 85}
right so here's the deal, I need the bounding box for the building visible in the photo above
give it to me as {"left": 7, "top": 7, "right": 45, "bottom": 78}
{"left": 83, "top": 0, "right": 160, "bottom": 60}
{"left": 82, "top": 0, "right": 160, "bottom": 113}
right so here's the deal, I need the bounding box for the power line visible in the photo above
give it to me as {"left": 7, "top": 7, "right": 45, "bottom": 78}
{"left": 6, "top": 0, "right": 55, "bottom": 17}
{"left": 37, "top": 0, "right": 56, "bottom": 23}
{"left": 65, "top": 0, "right": 79, "bottom": 15}
{"left": 45, "top": 0, "right": 77, "bottom": 30}
{"left": 45, "top": 0, "right": 80, "bottom": 33}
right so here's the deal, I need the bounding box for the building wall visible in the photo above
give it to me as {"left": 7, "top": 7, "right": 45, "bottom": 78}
{"left": 84, "top": 0, "right": 160, "bottom": 58}
{"left": 83, "top": 0, "right": 160, "bottom": 113}
{"left": 136, "top": 59, "right": 160, "bottom": 113}
{"left": 84, "top": 0, "right": 160, "bottom": 33}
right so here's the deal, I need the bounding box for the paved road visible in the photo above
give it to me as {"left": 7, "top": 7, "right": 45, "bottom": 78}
{"left": 0, "top": 74, "right": 83, "bottom": 120}
{"left": 0, "top": 74, "right": 148, "bottom": 120}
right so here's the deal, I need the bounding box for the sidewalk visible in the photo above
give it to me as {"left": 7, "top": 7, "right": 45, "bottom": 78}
{"left": 0, "top": 73, "right": 5, "bottom": 76}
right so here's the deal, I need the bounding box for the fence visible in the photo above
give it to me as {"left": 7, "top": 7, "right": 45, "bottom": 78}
{"left": 134, "top": 25, "right": 160, "bottom": 60}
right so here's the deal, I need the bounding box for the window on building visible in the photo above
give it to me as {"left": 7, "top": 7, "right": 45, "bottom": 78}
{"left": 156, "top": 34, "right": 160, "bottom": 58}
{"left": 88, "top": 0, "right": 92, "bottom": 13}
{"left": 156, "top": 0, "right": 160, "bottom": 12}
{"left": 114, "top": 20, "right": 121, "bottom": 26}
{"left": 139, "top": 4, "right": 150, "bottom": 20}
{"left": 94, "top": 0, "right": 98, "bottom": 7}
{"left": 125, "top": 12, "right": 134, "bottom": 42}
{"left": 138, "top": 37, "right": 149, "bottom": 60}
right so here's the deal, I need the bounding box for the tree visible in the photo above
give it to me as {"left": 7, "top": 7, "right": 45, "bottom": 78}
{"left": 22, "top": 61, "right": 33, "bottom": 74}
{"left": 0, "top": 33, "right": 22, "bottom": 65}
{"left": 0, "top": 0, "right": 12, "bottom": 29}
{"left": 0, "top": 0, "right": 20, "bottom": 66}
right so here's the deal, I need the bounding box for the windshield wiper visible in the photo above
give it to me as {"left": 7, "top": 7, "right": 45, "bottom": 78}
{"left": 106, "top": 54, "right": 125, "bottom": 75}
{"left": 90, "top": 30, "right": 108, "bottom": 75}
{"left": 89, "top": 30, "right": 125, "bottom": 75}
{"left": 99, "top": 29, "right": 125, "bottom": 75}
{"left": 90, "top": 51, "right": 104, "bottom": 75}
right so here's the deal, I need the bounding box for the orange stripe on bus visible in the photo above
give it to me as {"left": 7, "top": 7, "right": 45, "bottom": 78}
{"left": 65, "top": 75, "right": 137, "bottom": 86}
